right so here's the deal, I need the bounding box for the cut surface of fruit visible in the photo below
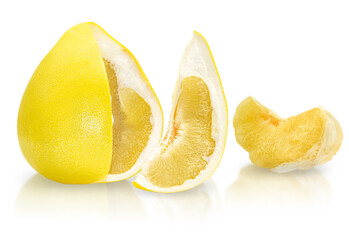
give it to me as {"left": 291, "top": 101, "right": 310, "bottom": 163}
{"left": 90, "top": 24, "right": 163, "bottom": 182}
{"left": 233, "top": 97, "right": 343, "bottom": 172}
{"left": 146, "top": 76, "right": 215, "bottom": 188}
{"left": 17, "top": 22, "right": 162, "bottom": 184}
{"left": 134, "top": 32, "right": 228, "bottom": 192}
{"left": 104, "top": 59, "right": 152, "bottom": 176}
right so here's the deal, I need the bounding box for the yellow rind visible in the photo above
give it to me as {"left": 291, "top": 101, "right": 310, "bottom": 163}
{"left": 132, "top": 181, "right": 152, "bottom": 192}
{"left": 18, "top": 23, "right": 112, "bottom": 184}
{"left": 101, "top": 169, "right": 142, "bottom": 183}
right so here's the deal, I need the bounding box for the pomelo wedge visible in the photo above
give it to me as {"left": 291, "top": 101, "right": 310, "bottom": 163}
{"left": 133, "top": 32, "right": 228, "bottom": 192}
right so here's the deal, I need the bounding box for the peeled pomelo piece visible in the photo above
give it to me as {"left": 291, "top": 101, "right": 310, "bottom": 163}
{"left": 18, "top": 22, "right": 163, "bottom": 184}
{"left": 133, "top": 32, "right": 228, "bottom": 193}
{"left": 233, "top": 97, "right": 343, "bottom": 172}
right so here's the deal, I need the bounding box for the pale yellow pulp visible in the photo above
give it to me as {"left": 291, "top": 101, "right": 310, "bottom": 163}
{"left": 233, "top": 97, "right": 342, "bottom": 169}
{"left": 104, "top": 59, "right": 152, "bottom": 175}
{"left": 145, "top": 76, "right": 215, "bottom": 187}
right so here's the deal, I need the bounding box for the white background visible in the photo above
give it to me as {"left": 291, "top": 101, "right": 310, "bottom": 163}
{"left": 1, "top": 0, "right": 348, "bottom": 239}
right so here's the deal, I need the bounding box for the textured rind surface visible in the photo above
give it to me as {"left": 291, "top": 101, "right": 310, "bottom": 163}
{"left": 18, "top": 23, "right": 112, "bottom": 184}
{"left": 233, "top": 97, "right": 343, "bottom": 172}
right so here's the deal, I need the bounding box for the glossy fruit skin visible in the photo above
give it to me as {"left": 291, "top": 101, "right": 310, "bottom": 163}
{"left": 18, "top": 23, "right": 112, "bottom": 184}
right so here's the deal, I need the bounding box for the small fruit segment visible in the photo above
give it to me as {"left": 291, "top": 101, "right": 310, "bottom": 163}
{"left": 134, "top": 32, "right": 228, "bottom": 193}
{"left": 18, "top": 22, "right": 163, "bottom": 184}
{"left": 233, "top": 97, "right": 343, "bottom": 172}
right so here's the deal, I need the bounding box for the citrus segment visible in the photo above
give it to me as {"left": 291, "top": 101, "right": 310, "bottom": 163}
{"left": 233, "top": 97, "right": 343, "bottom": 172}
{"left": 134, "top": 32, "right": 228, "bottom": 192}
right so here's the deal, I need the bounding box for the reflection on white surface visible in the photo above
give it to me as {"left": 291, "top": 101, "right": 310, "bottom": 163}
{"left": 136, "top": 179, "right": 222, "bottom": 224}
{"left": 15, "top": 174, "right": 221, "bottom": 223}
{"left": 225, "top": 165, "right": 332, "bottom": 210}
{"left": 15, "top": 174, "right": 146, "bottom": 221}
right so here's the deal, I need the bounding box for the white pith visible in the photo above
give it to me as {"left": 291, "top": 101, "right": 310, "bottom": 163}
{"left": 89, "top": 24, "right": 163, "bottom": 182}
{"left": 272, "top": 108, "right": 343, "bottom": 173}
{"left": 134, "top": 32, "right": 228, "bottom": 192}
